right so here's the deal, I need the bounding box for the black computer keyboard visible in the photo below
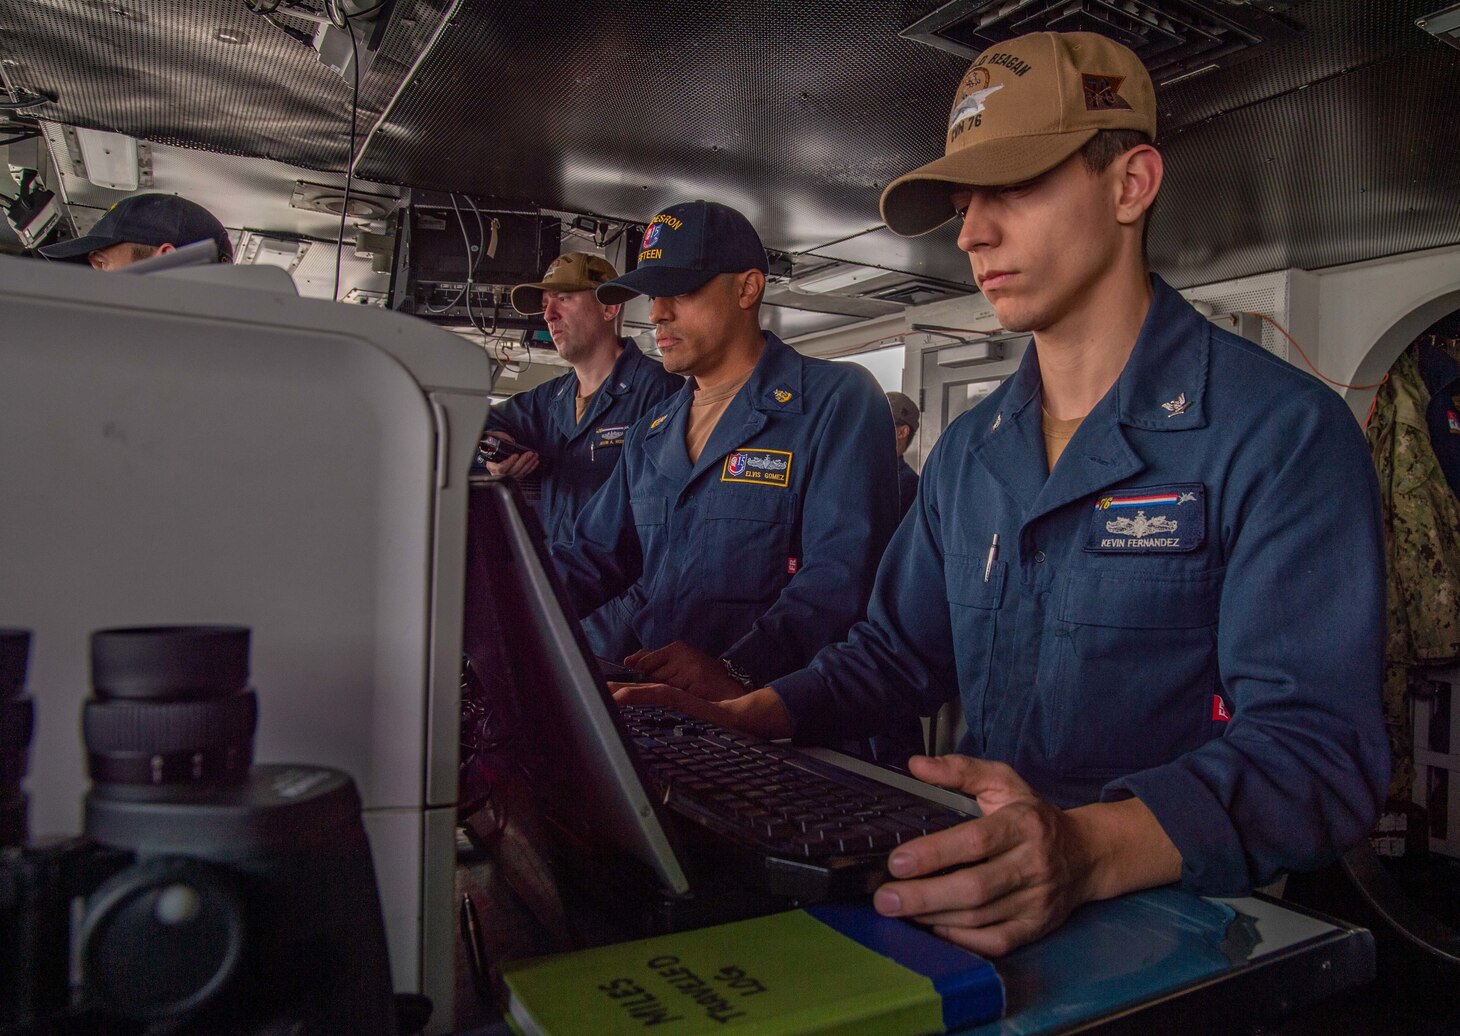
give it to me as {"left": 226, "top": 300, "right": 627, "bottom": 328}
{"left": 620, "top": 705, "right": 975, "bottom": 861}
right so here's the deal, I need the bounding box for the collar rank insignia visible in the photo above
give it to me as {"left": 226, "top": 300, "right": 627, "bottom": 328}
{"left": 1161, "top": 393, "right": 1190, "bottom": 418}
{"left": 773, "top": 388, "right": 793, "bottom": 404}
{"left": 649, "top": 414, "right": 668, "bottom": 430}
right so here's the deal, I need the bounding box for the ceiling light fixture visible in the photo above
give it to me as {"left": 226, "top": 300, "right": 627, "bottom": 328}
{"left": 236, "top": 230, "right": 311, "bottom": 274}
{"left": 289, "top": 180, "right": 398, "bottom": 221}
{"left": 790, "top": 262, "right": 888, "bottom": 295}
{"left": 72, "top": 127, "right": 138, "bottom": 191}
{"left": 1418, "top": 3, "right": 1460, "bottom": 49}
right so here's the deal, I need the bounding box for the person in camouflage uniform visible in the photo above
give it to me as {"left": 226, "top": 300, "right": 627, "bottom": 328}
{"left": 1367, "top": 346, "right": 1460, "bottom": 803}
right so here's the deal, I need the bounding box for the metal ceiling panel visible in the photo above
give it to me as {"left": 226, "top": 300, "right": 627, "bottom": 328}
{"left": 0, "top": 0, "right": 1457, "bottom": 296}
{"left": 902, "top": 0, "right": 1306, "bottom": 83}
{"left": 0, "top": 0, "right": 449, "bottom": 169}
{"left": 1152, "top": 37, "right": 1460, "bottom": 287}
{"left": 1156, "top": 0, "right": 1441, "bottom": 131}
{"left": 352, "top": 0, "right": 962, "bottom": 252}
{"left": 807, "top": 221, "right": 974, "bottom": 287}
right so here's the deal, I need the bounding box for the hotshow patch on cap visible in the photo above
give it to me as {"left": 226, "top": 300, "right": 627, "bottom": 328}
{"left": 1085, "top": 484, "right": 1205, "bottom": 553}
{"left": 721, "top": 448, "right": 793, "bottom": 488}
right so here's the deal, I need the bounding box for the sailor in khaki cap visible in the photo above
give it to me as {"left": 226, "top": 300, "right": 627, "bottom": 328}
{"left": 477, "top": 251, "right": 682, "bottom": 657}
{"left": 619, "top": 31, "right": 1387, "bottom": 956}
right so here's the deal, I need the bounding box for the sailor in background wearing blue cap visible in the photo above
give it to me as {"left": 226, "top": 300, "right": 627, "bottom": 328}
{"left": 553, "top": 200, "right": 920, "bottom": 761}
{"left": 39, "top": 193, "right": 234, "bottom": 268}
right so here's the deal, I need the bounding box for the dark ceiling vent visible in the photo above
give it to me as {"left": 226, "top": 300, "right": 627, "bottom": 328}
{"left": 901, "top": 0, "right": 1304, "bottom": 86}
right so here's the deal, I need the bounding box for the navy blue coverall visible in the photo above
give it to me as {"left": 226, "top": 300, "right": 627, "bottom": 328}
{"left": 774, "top": 278, "right": 1390, "bottom": 894}
{"left": 554, "top": 332, "right": 900, "bottom": 690}
{"left": 896, "top": 457, "right": 919, "bottom": 521}
{"left": 479, "top": 339, "right": 681, "bottom": 654}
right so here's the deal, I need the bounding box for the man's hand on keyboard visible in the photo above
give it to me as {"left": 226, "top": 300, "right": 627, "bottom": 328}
{"left": 625, "top": 641, "right": 745, "bottom": 702}
{"left": 611, "top": 684, "right": 795, "bottom": 739}
{"left": 868, "top": 755, "right": 1181, "bottom": 957}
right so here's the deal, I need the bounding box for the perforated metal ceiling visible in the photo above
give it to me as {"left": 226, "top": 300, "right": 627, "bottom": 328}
{"left": 1, "top": 0, "right": 1457, "bottom": 292}
{"left": 0, "top": 0, "right": 448, "bottom": 166}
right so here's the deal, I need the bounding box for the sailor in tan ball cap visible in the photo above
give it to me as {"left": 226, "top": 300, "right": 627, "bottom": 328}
{"left": 616, "top": 30, "right": 1388, "bottom": 961}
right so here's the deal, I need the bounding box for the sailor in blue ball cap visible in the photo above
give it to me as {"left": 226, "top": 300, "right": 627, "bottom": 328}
{"left": 552, "top": 200, "right": 921, "bottom": 760}
{"left": 39, "top": 193, "right": 233, "bottom": 269}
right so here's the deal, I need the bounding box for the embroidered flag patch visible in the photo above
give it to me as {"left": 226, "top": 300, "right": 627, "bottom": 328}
{"left": 1449, "top": 409, "right": 1460, "bottom": 434}
{"left": 1085, "top": 483, "right": 1204, "bottom": 553}
{"left": 721, "top": 448, "right": 793, "bottom": 488}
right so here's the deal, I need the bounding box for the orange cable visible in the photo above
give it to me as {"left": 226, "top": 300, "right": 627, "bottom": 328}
{"left": 1242, "top": 311, "right": 1390, "bottom": 390}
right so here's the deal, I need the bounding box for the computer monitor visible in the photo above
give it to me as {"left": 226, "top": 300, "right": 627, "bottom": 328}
{"left": 461, "top": 476, "right": 689, "bottom": 898}
{"left": 0, "top": 255, "right": 492, "bottom": 1031}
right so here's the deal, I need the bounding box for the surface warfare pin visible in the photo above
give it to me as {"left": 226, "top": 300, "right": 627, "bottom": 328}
{"left": 1085, "top": 484, "right": 1204, "bottom": 553}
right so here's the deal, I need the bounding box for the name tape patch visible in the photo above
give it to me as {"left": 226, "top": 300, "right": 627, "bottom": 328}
{"left": 1085, "top": 483, "right": 1205, "bottom": 553}
{"left": 593, "top": 425, "right": 628, "bottom": 449}
{"left": 721, "top": 448, "right": 793, "bottom": 488}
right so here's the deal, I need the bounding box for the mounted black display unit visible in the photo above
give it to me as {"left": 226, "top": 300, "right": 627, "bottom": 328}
{"left": 390, "top": 192, "right": 559, "bottom": 336}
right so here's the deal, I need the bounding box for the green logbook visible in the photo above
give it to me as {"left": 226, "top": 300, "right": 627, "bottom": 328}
{"left": 502, "top": 903, "right": 1004, "bottom": 1035}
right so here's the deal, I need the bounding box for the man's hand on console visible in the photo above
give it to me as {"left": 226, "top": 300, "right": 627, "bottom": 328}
{"left": 611, "top": 684, "right": 794, "bottom": 740}
{"left": 871, "top": 755, "right": 1183, "bottom": 957}
{"left": 625, "top": 641, "right": 745, "bottom": 702}
{"left": 484, "top": 432, "right": 541, "bottom": 479}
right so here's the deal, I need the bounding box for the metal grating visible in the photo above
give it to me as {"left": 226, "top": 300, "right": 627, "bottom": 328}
{"left": 352, "top": 0, "right": 965, "bottom": 254}
{"left": 1152, "top": 36, "right": 1460, "bottom": 288}
{"left": 0, "top": 0, "right": 1457, "bottom": 298}
{"left": 902, "top": 0, "right": 1303, "bottom": 83}
{"left": 0, "top": 0, "right": 451, "bottom": 171}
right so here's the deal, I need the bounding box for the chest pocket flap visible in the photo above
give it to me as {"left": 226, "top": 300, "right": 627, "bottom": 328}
{"left": 945, "top": 553, "right": 1006, "bottom": 608}
{"left": 705, "top": 488, "right": 796, "bottom": 525}
{"left": 1060, "top": 569, "right": 1221, "bottom": 629}
{"left": 631, "top": 496, "right": 666, "bottom": 526}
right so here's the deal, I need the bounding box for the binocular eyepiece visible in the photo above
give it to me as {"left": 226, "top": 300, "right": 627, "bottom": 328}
{"left": 84, "top": 625, "right": 256, "bottom": 795}
{"left": 0, "top": 625, "right": 405, "bottom": 1035}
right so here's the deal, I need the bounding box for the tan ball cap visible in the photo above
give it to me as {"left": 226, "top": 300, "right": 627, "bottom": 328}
{"left": 510, "top": 252, "right": 620, "bottom": 315}
{"left": 879, "top": 31, "right": 1156, "bottom": 238}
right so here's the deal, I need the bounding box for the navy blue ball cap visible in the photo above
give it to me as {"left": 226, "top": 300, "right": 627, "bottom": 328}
{"left": 39, "top": 193, "right": 233, "bottom": 262}
{"left": 597, "top": 200, "right": 768, "bottom": 304}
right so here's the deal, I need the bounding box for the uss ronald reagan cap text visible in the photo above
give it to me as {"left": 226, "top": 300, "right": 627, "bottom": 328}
{"left": 39, "top": 193, "right": 234, "bottom": 262}
{"left": 510, "top": 252, "right": 620, "bottom": 315}
{"left": 879, "top": 31, "right": 1156, "bottom": 237}
{"left": 596, "top": 200, "right": 768, "bottom": 305}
